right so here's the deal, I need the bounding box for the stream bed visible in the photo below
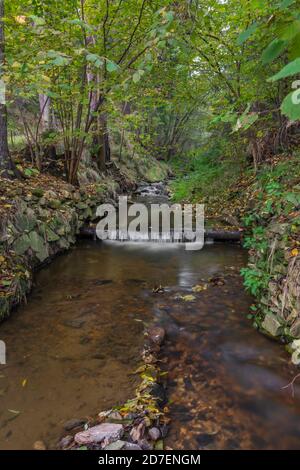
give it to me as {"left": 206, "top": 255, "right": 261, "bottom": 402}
{"left": 1, "top": 186, "right": 300, "bottom": 450}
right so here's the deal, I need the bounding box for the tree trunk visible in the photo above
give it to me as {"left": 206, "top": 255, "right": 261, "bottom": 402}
{"left": 97, "top": 114, "right": 110, "bottom": 171}
{"left": 0, "top": 0, "right": 17, "bottom": 178}
{"left": 39, "top": 94, "right": 51, "bottom": 132}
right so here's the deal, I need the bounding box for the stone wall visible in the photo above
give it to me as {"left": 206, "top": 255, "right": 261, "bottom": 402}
{"left": 0, "top": 178, "right": 119, "bottom": 320}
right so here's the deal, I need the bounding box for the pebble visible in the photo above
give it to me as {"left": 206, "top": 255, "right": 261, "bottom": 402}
{"left": 59, "top": 435, "right": 73, "bottom": 449}
{"left": 148, "top": 427, "right": 161, "bottom": 441}
{"left": 64, "top": 418, "right": 86, "bottom": 431}
{"left": 33, "top": 440, "right": 47, "bottom": 450}
{"left": 147, "top": 326, "right": 165, "bottom": 346}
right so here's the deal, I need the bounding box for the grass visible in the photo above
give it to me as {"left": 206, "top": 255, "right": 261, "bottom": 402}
{"left": 170, "top": 148, "right": 247, "bottom": 204}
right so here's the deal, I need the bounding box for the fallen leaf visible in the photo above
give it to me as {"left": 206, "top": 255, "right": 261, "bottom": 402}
{"left": 180, "top": 295, "right": 196, "bottom": 302}
{"left": 192, "top": 284, "right": 208, "bottom": 293}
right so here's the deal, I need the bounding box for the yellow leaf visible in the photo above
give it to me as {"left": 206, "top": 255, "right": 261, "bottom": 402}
{"left": 15, "top": 16, "right": 27, "bottom": 24}
{"left": 291, "top": 248, "right": 299, "bottom": 257}
{"left": 0, "top": 255, "right": 5, "bottom": 263}
{"left": 192, "top": 284, "right": 208, "bottom": 293}
{"left": 21, "top": 379, "right": 27, "bottom": 387}
{"left": 180, "top": 295, "right": 196, "bottom": 302}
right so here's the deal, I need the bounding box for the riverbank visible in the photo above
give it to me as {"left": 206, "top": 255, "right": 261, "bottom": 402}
{"left": 0, "top": 171, "right": 118, "bottom": 321}
{"left": 170, "top": 151, "right": 300, "bottom": 362}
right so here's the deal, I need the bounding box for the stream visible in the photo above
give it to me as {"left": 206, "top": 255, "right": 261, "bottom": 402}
{"left": 1, "top": 183, "right": 300, "bottom": 450}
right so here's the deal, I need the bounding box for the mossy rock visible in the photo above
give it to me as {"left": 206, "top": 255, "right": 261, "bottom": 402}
{"left": 14, "top": 234, "right": 31, "bottom": 255}
{"left": 76, "top": 202, "right": 89, "bottom": 210}
{"left": 45, "top": 227, "right": 60, "bottom": 242}
{"left": 32, "top": 188, "right": 45, "bottom": 198}
{"left": 58, "top": 238, "right": 70, "bottom": 249}
{"left": 28, "top": 231, "right": 49, "bottom": 262}
{"left": 15, "top": 212, "right": 37, "bottom": 233}
{"left": 48, "top": 200, "right": 62, "bottom": 210}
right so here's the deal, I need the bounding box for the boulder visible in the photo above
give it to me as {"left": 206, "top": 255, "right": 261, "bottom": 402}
{"left": 290, "top": 320, "right": 300, "bottom": 339}
{"left": 262, "top": 314, "right": 282, "bottom": 337}
{"left": 74, "top": 423, "right": 123, "bottom": 446}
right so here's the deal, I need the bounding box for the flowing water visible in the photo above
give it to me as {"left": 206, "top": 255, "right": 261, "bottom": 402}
{"left": 0, "top": 184, "right": 300, "bottom": 450}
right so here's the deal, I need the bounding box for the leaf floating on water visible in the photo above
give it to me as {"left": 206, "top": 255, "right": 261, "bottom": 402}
{"left": 22, "top": 378, "right": 27, "bottom": 387}
{"left": 180, "top": 295, "right": 196, "bottom": 302}
{"left": 8, "top": 409, "right": 21, "bottom": 416}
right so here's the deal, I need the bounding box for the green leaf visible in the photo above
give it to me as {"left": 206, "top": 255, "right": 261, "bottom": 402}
{"left": 279, "top": 0, "right": 295, "bottom": 9}
{"left": 285, "top": 192, "right": 300, "bottom": 205}
{"left": 280, "top": 20, "right": 300, "bottom": 41}
{"left": 106, "top": 60, "right": 119, "bottom": 72}
{"left": 29, "top": 15, "right": 46, "bottom": 26}
{"left": 281, "top": 91, "right": 300, "bottom": 120}
{"left": 237, "top": 23, "right": 258, "bottom": 45}
{"left": 86, "top": 53, "right": 103, "bottom": 68}
{"left": 46, "top": 51, "right": 70, "bottom": 67}
{"left": 262, "top": 39, "right": 287, "bottom": 64}
{"left": 268, "top": 58, "right": 300, "bottom": 81}
{"left": 165, "top": 11, "right": 175, "bottom": 22}
{"left": 132, "top": 70, "right": 145, "bottom": 83}
{"left": 234, "top": 112, "right": 259, "bottom": 132}
{"left": 68, "top": 19, "right": 93, "bottom": 31}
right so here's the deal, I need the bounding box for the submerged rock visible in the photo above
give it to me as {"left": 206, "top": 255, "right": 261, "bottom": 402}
{"left": 64, "top": 418, "right": 86, "bottom": 431}
{"left": 59, "top": 435, "right": 73, "bottom": 449}
{"left": 63, "top": 318, "right": 85, "bottom": 329}
{"left": 147, "top": 326, "right": 165, "bottom": 346}
{"left": 33, "top": 440, "right": 47, "bottom": 450}
{"left": 75, "top": 423, "right": 123, "bottom": 445}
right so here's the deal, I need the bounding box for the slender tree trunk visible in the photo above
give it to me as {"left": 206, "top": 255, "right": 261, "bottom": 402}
{"left": 97, "top": 113, "right": 110, "bottom": 171}
{"left": 39, "top": 94, "right": 51, "bottom": 132}
{"left": 0, "top": 0, "right": 17, "bottom": 178}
